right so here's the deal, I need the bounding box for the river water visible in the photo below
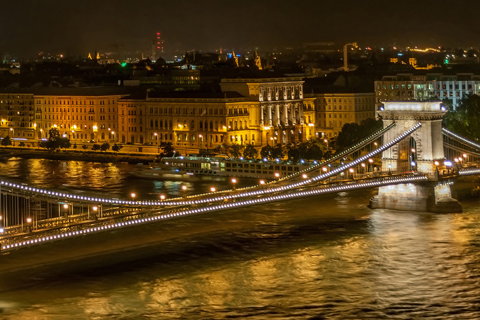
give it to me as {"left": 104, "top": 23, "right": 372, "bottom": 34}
{"left": 0, "top": 158, "right": 480, "bottom": 319}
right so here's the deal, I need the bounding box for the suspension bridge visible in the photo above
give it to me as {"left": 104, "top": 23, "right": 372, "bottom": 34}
{"left": 1, "top": 100, "right": 480, "bottom": 254}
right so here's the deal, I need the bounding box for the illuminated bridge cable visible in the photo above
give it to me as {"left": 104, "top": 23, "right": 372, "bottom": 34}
{"left": 442, "top": 128, "right": 480, "bottom": 150}
{"left": 459, "top": 168, "right": 480, "bottom": 176}
{"left": 278, "top": 122, "right": 397, "bottom": 182}
{"left": 158, "top": 123, "right": 422, "bottom": 206}
{"left": 443, "top": 141, "right": 480, "bottom": 157}
{"left": 1, "top": 175, "right": 428, "bottom": 252}
{"left": 157, "top": 122, "right": 398, "bottom": 203}
{"left": 0, "top": 123, "right": 418, "bottom": 209}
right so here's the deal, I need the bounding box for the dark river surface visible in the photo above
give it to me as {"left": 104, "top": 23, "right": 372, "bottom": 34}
{"left": 0, "top": 158, "right": 480, "bottom": 319}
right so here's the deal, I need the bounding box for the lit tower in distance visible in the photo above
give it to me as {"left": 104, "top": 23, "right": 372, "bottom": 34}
{"left": 152, "top": 32, "right": 164, "bottom": 60}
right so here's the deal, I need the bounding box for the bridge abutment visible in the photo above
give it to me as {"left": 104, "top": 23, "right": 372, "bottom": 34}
{"left": 369, "top": 182, "right": 462, "bottom": 213}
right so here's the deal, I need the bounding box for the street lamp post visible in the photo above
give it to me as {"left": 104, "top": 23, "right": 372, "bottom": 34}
{"left": 92, "top": 205, "right": 98, "bottom": 220}
{"left": 26, "top": 217, "right": 32, "bottom": 233}
{"left": 368, "top": 158, "right": 374, "bottom": 172}
{"left": 259, "top": 179, "right": 265, "bottom": 188}
{"left": 63, "top": 203, "right": 69, "bottom": 218}
{"left": 9, "top": 127, "right": 14, "bottom": 146}
{"left": 231, "top": 178, "right": 237, "bottom": 191}
{"left": 181, "top": 185, "right": 187, "bottom": 198}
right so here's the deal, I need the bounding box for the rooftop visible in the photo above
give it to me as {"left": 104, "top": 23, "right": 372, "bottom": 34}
{"left": 120, "top": 90, "right": 247, "bottom": 101}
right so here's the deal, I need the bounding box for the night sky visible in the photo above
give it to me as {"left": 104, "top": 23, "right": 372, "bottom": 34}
{"left": 1, "top": 0, "right": 480, "bottom": 56}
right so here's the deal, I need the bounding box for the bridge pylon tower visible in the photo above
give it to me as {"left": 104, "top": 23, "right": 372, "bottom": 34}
{"left": 370, "top": 100, "right": 462, "bottom": 213}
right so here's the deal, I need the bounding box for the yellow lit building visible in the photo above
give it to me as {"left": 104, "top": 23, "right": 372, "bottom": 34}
{"left": 117, "top": 77, "right": 317, "bottom": 154}
{"left": 0, "top": 92, "right": 35, "bottom": 141}
{"left": 0, "top": 79, "right": 318, "bottom": 152}
{"left": 33, "top": 88, "right": 127, "bottom": 143}
{"left": 312, "top": 93, "right": 376, "bottom": 138}
{"left": 117, "top": 92, "right": 237, "bottom": 152}
{"left": 220, "top": 77, "right": 316, "bottom": 146}
{"left": 35, "top": 95, "right": 122, "bottom": 142}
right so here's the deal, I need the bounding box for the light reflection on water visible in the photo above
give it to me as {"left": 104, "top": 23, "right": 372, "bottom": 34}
{"left": 0, "top": 158, "right": 479, "bottom": 318}
{"left": 0, "top": 158, "right": 256, "bottom": 199}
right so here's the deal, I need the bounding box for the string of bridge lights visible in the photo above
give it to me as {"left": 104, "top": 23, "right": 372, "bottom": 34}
{"left": 161, "top": 123, "right": 417, "bottom": 206}
{"left": 1, "top": 175, "right": 427, "bottom": 252}
{"left": 164, "top": 121, "right": 398, "bottom": 201}
{"left": 275, "top": 122, "right": 397, "bottom": 183}
{"left": 0, "top": 123, "right": 422, "bottom": 208}
{"left": 459, "top": 168, "right": 480, "bottom": 175}
{"left": 442, "top": 128, "right": 480, "bottom": 150}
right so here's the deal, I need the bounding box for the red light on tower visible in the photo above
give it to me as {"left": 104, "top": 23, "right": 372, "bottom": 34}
{"left": 154, "top": 32, "right": 164, "bottom": 54}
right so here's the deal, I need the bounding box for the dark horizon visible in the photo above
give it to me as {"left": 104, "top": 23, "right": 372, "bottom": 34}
{"left": 1, "top": 0, "right": 480, "bottom": 58}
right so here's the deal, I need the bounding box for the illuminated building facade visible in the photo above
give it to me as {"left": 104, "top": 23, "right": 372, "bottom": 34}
{"left": 34, "top": 90, "right": 126, "bottom": 143}
{"left": 0, "top": 78, "right": 319, "bottom": 152}
{"left": 313, "top": 93, "right": 376, "bottom": 138}
{"left": 220, "top": 77, "right": 316, "bottom": 146}
{"left": 0, "top": 92, "right": 35, "bottom": 140}
{"left": 117, "top": 92, "right": 237, "bottom": 151}
{"left": 375, "top": 73, "right": 480, "bottom": 110}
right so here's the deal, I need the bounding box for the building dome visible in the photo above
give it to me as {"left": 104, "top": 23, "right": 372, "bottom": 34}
{"left": 156, "top": 57, "right": 166, "bottom": 65}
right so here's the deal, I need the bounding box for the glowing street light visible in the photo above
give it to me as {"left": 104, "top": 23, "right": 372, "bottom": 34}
{"left": 91, "top": 205, "right": 98, "bottom": 220}
{"left": 181, "top": 185, "right": 187, "bottom": 198}
{"left": 9, "top": 127, "right": 14, "bottom": 146}
{"left": 302, "top": 173, "right": 308, "bottom": 179}
{"left": 231, "top": 178, "right": 237, "bottom": 191}
{"left": 160, "top": 194, "right": 166, "bottom": 200}
{"left": 259, "top": 180, "right": 265, "bottom": 185}
{"left": 210, "top": 187, "right": 216, "bottom": 193}
{"left": 130, "top": 192, "right": 136, "bottom": 199}
{"left": 274, "top": 172, "right": 280, "bottom": 179}
{"left": 26, "top": 217, "right": 32, "bottom": 232}
{"left": 63, "top": 204, "right": 69, "bottom": 209}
